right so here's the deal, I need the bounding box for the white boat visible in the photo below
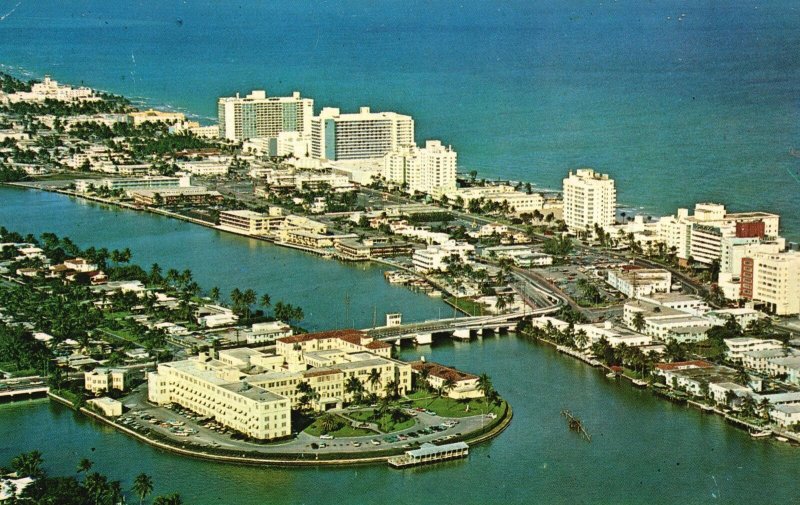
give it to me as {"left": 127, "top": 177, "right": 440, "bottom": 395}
{"left": 776, "top": 436, "right": 789, "bottom": 442}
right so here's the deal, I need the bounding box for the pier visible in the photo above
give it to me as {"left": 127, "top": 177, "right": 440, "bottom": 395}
{"left": 388, "top": 442, "right": 470, "bottom": 468}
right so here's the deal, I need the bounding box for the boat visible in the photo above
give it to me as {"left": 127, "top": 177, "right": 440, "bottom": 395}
{"left": 750, "top": 429, "right": 772, "bottom": 439}
{"left": 775, "top": 436, "right": 789, "bottom": 443}
{"left": 606, "top": 372, "right": 617, "bottom": 379}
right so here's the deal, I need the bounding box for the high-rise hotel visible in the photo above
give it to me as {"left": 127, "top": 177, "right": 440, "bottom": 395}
{"left": 562, "top": 168, "right": 617, "bottom": 233}
{"left": 218, "top": 90, "right": 313, "bottom": 141}
{"left": 311, "top": 107, "right": 414, "bottom": 161}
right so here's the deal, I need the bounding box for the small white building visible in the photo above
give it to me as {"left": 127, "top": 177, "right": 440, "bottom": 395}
{"left": 607, "top": 268, "right": 672, "bottom": 298}
{"left": 412, "top": 241, "right": 474, "bottom": 273}
{"left": 770, "top": 404, "right": 800, "bottom": 427}
{"left": 246, "top": 321, "right": 293, "bottom": 344}
{"left": 88, "top": 396, "right": 124, "bottom": 417}
{"left": 724, "top": 337, "right": 783, "bottom": 362}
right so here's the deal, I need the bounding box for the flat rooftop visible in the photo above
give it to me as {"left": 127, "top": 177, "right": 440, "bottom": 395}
{"left": 219, "top": 382, "right": 285, "bottom": 403}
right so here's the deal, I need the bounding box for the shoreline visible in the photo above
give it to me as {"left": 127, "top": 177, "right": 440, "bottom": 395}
{"left": 527, "top": 333, "right": 797, "bottom": 444}
{"left": 47, "top": 391, "right": 512, "bottom": 467}
{"left": 3, "top": 182, "right": 472, "bottom": 314}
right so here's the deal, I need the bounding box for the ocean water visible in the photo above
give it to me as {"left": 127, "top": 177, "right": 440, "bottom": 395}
{"left": 0, "top": 0, "right": 798, "bottom": 237}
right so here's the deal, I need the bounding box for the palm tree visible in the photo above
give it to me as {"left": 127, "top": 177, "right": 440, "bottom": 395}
{"left": 759, "top": 398, "right": 772, "bottom": 420}
{"left": 417, "top": 367, "right": 431, "bottom": 392}
{"left": 109, "top": 480, "right": 124, "bottom": 505}
{"left": 242, "top": 288, "right": 257, "bottom": 320}
{"left": 344, "top": 376, "right": 364, "bottom": 404}
{"left": 153, "top": 493, "right": 183, "bottom": 505}
{"left": 148, "top": 263, "right": 163, "bottom": 285}
{"left": 439, "top": 377, "right": 456, "bottom": 398}
{"left": 76, "top": 457, "right": 93, "bottom": 477}
{"left": 132, "top": 473, "right": 154, "bottom": 505}
{"left": 11, "top": 450, "right": 44, "bottom": 478}
{"left": 495, "top": 295, "right": 507, "bottom": 313}
{"left": 296, "top": 381, "right": 316, "bottom": 410}
{"left": 368, "top": 369, "right": 382, "bottom": 392}
{"left": 632, "top": 312, "right": 646, "bottom": 333}
{"left": 734, "top": 367, "right": 751, "bottom": 387}
{"left": 477, "top": 373, "right": 493, "bottom": 398}
{"left": 260, "top": 293, "right": 271, "bottom": 310}
{"left": 574, "top": 330, "right": 589, "bottom": 350}
{"left": 319, "top": 414, "right": 341, "bottom": 434}
{"left": 83, "top": 471, "right": 111, "bottom": 505}
{"left": 384, "top": 379, "right": 400, "bottom": 400}
{"left": 208, "top": 286, "right": 220, "bottom": 302}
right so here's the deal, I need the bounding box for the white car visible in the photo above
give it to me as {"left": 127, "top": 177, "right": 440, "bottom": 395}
{"left": 320, "top": 434, "right": 334, "bottom": 440}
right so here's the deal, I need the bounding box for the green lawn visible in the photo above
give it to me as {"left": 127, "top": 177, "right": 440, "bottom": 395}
{"left": 345, "top": 408, "right": 416, "bottom": 433}
{"left": 0, "top": 361, "right": 39, "bottom": 377}
{"left": 410, "top": 394, "right": 505, "bottom": 418}
{"left": 444, "top": 296, "right": 487, "bottom": 317}
{"left": 303, "top": 414, "right": 375, "bottom": 438}
{"left": 103, "top": 311, "right": 131, "bottom": 321}
{"left": 98, "top": 327, "right": 138, "bottom": 343}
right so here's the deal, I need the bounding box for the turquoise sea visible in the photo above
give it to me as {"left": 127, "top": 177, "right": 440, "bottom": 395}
{"left": 1, "top": 0, "right": 798, "bottom": 237}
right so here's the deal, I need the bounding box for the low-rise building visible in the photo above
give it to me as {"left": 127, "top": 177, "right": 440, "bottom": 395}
{"left": 577, "top": 321, "right": 653, "bottom": 349}
{"left": 131, "top": 187, "right": 223, "bottom": 206}
{"left": 724, "top": 337, "right": 783, "bottom": 362}
{"left": 127, "top": 109, "right": 186, "bottom": 126}
{"left": 412, "top": 241, "right": 474, "bottom": 273}
{"left": 770, "top": 404, "right": 800, "bottom": 427}
{"left": 177, "top": 160, "right": 229, "bottom": 177}
{"left": 84, "top": 368, "right": 128, "bottom": 394}
{"left": 607, "top": 267, "right": 672, "bottom": 298}
{"left": 409, "top": 361, "right": 482, "bottom": 399}
{"left": 218, "top": 209, "right": 284, "bottom": 236}
{"left": 740, "top": 348, "right": 800, "bottom": 375}
{"left": 75, "top": 176, "right": 187, "bottom": 194}
{"left": 197, "top": 305, "right": 239, "bottom": 328}
{"left": 88, "top": 397, "right": 124, "bottom": 417}
{"left": 334, "top": 238, "right": 414, "bottom": 261}
{"left": 245, "top": 321, "right": 293, "bottom": 344}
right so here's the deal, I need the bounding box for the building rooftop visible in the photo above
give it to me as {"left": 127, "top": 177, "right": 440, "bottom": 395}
{"left": 743, "top": 349, "right": 798, "bottom": 359}
{"left": 773, "top": 404, "right": 800, "bottom": 414}
{"left": 277, "top": 329, "right": 366, "bottom": 345}
{"left": 219, "top": 382, "right": 285, "bottom": 402}
{"left": 410, "top": 361, "right": 478, "bottom": 383}
{"left": 655, "top": 360, "right": 713, "bottom": 371}
{"left": 407, "top": 442, "right": 469, "bottom": 458}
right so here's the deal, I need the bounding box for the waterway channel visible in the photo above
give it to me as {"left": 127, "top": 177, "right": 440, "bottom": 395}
{"left": 1, "top": 187, "right": 799, "bottom": 504}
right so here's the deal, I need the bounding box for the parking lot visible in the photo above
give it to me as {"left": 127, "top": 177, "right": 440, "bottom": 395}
{"left": 117, "top": 386, "right": 494, "bottom": 456}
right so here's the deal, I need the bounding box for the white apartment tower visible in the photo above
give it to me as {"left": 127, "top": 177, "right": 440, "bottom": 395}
{"left": 562, "top": 168, "right": 617, "bottom": 233}
{"left": 311, "top": 107, "right": 414, "bottom": 161}
{"left": 218, "top": 90, "right": 313, "bottom": 142}
{"left": 383, "top": 140, "right": 457, "bottom": 196}
{"left": 742, "top": 251, "right": 800, "bottom": 315}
